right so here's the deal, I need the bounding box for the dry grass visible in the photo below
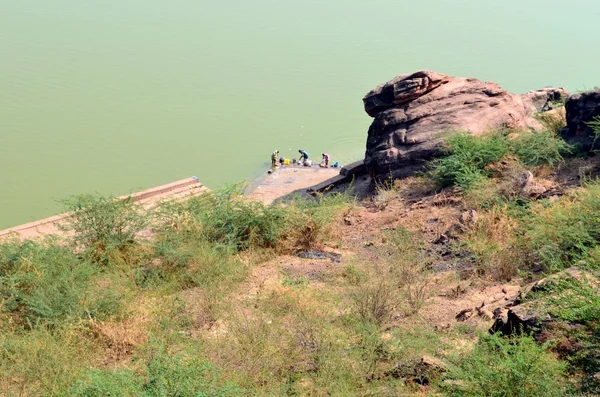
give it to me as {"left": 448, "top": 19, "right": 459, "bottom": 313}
{"left": 85, "top": 294, "right": 163, "bottom": 364}
{"left": 89, "top": 318, "right": 149, "bottom": 362}
{"left": 462, "top": 206, "right": 524, "bottom": 281}
{"left": 353, "top": 279, "right": 399, "bottom": 326}
{"left": 6, "top": 164, "right": 589, "bottom": 395}
{"left": 200, "top": 286, "right": 338, "bottom": 392}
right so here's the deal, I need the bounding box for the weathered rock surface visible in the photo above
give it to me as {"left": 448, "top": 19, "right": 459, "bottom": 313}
{"left": 386, "top": 355, "right": 448, "bottom": 385}
{"left": 363, "top": 70, "right": 567, "bottom": 177}
{"left": 487, "top": 267, "right": 598, "bottom": 336}
{"left": 563, "top": 90, "right": 600, "bottom": 150}
{"left": 518, "top": 171, "right": 548, "bottom": 197}
{"left": 489, "top": 304, "right": 551, "bottom": 336}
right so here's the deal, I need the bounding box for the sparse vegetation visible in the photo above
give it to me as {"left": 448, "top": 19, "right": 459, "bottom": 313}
{"left": 429, "top": 131, "right": 509, "bottom": 188}
{"left": 429, "top": 128, "right": 571, "bottom": 189}
{"left": 526, "top": 180, "right": 600, "bottom": 271}
{"left": 442, "top": 334, "right": 568, "bottom": 396}
{"left": 586, "top": 115, "right": 600, "bottom": 152}
{"left": 510, "top": 128, "right": 571, "bottom": 167}
{"left": 59, "top": 194, "right": 149, "bottom": 265}
{"left": 535, "top": 106, "right": 566, "bottom": 134}
{"left": 353, "top": 279, "right": 398, "bottom": 326}
{"left": 462, "top": 206, "right": 524, "bottom": 280}
{"left": 6, "top": 117, "right": 600, "bottom": 395}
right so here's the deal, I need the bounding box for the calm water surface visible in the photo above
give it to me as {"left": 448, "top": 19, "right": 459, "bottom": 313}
{"left": 1, "top": 0, "right": 599, "bottom": 228}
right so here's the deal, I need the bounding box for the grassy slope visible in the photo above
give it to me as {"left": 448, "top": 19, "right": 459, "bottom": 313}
{"left": 3, "top": 117, "right": 600, "bottom": 395}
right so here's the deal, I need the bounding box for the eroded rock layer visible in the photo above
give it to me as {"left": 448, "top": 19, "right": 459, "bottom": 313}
{"left": 363, "top": 70, "right": 567, "bottom": 177}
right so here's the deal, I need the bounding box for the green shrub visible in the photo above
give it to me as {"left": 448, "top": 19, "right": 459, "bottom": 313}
{"left": 585, "top": 116, "right": 600, "bottom": 152}
{"left": 0, "top": 239, "right": 126, "bottom": 327}
{"left": 429, "top": 131, "right": 510, "bottom": 188}
{"left": 536, "top": 276, "right": 600, "bottom": 324}
{"left": 442, "top": 334, "right": 568, "bottom": 397}
{"left": 68, "top": 369, "right": 141, "bottom": 397}
{"left": 0, "top": 240, "right": 96, "bottom": 327}
{"left": 284, "top": 192, "right": 352, "bottom": 250}
{"left": 511, "top": 129, "right": 571, "bottom": 167}
{"left": 526, "top": 181, "right": 600, "bottom": 270}
{"left": 429, "top": 129, "right": 571, "bottom": 189}
{"left": 0, "top": 325, "right": 96, "bottom": 395}
{"left": 161, "top": 186, "right": 351, "bottom": 253}
{"left": 185, "top": 186, "right": 287, "bottom": 250}
{"left": 142, "top": 236, "right": 244, "bottom": 290}
{"left": 59, "top": 194, "right": 149, "bottom": 265}
{"left": 69, "top": 344, "right": 243, "bottom": 396}
{"left": 525, "top": 274, "right": 600, "bottom": 393}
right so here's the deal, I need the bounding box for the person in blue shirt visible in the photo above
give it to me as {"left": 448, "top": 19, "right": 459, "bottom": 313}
{"left": 298, "top": 149, "right": 309, "bottom": 163}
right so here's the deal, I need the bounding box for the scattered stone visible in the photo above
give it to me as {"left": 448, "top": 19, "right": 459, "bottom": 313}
{"left": 433, "top": 233, "right": 449, "bottom": 245}
{"left": 386, "top": 355, "right": 448, "bottom": 385}
{"left": 296, "top": 250, "right": 342, "bottom": 263}
{"left": 526, "top": 266, "right": 599, "bottom": 295}
{"left": 455, "top": 308, "right": 474, "bottom": 322}
{"left": 493, "top": 307, "right": 509, "bottom": 321}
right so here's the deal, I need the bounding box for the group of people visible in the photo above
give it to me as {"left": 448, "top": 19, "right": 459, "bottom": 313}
{"left": 270, "top": 150, "right": 334, "bottom": 168}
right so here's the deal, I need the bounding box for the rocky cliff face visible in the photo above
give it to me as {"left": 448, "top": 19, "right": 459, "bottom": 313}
{"left": 363, "top": 70, "right": 567, "bottom": 177}
{"left": 563, "top": 90, "right": 600, "bottom": 150}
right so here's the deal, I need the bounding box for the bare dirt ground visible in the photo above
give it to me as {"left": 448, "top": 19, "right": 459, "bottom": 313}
{"left": 205, "top": 176, "right": 526, "bottom": 341}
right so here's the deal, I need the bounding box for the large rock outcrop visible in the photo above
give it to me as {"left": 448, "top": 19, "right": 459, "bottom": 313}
{"left": 363, "top": 70, "right": 567, "bottom": 177}
{"left": 563, "top": 90, "right": 600, "bottom": 150}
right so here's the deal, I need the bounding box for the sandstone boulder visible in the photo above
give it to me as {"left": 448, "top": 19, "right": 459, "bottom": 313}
{"left": 563, "top": 90, "right": 600, "bottom": 150}
{"left": 518, "top": 171, "right": 548, "bottom": 197}
{"left": 488, "top": 267, "right": 598, "bottom": 336}
{"left": 363, "top": 70, "right": 567, "bottom": 177}
{"left": 386, "top": 355, "right": 448, "bottom": 385}
{"left": 489, "top": 304, "right": 550, "bottom": 336}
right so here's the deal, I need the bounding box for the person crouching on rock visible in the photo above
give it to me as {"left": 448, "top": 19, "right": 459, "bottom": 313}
{"left": 271, "top": 150, "right": 279, "bottom": 166}
{"left": 320, "top": 153, "right": 330, "bottom": 167}
{"left": 298, "top": 149, "right": 309, "bottom": 164}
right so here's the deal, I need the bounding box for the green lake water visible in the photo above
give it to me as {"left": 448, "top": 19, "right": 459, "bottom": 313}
{"left": 1, "top": 0, "right": 599, "bottom": 228}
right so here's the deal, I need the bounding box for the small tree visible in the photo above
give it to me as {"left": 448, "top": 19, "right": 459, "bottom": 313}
{"left": 59, "top": 194, "right": 148, "bottom": 264}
